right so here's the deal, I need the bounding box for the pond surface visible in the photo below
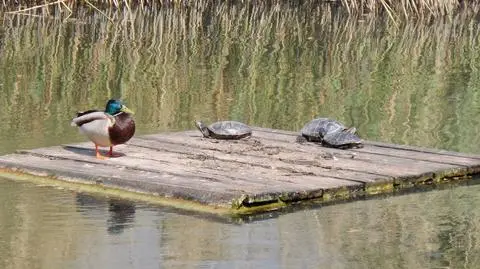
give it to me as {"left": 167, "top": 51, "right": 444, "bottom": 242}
{"left": 2, "top": 178, "right": 480, "bottom": 269}
{"left": 1, "top": 2, "right": 480, "bottom": 268}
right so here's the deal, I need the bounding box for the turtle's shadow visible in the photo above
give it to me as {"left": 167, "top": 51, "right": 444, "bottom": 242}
{"left": 62, "top": 145, "right": 126, "bottom": 158}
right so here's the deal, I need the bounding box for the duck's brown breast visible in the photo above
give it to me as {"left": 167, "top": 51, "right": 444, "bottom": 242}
{"left": 109, "top": 113, "right": 136, "bottom": 145}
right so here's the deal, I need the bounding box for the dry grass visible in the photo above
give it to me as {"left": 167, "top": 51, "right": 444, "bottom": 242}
{"left": 1, "top": 0, "right": 480, "bottom": 21}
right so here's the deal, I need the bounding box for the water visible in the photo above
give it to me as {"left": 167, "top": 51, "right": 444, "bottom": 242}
{"left": 2, "top": 179, "right": 480, "bottom": 269}
{"left": 1, "top": 2, "right": 480, "bottom": 268}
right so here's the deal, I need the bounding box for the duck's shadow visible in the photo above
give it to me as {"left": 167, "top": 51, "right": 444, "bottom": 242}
{"left": 62, "top": 145, "right": 126, "bottom": 158}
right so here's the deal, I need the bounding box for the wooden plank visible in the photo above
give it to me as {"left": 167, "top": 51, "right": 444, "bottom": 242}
{"left": 0, "top": 154, "right": 240, "bottom": 205}
{"left": 139, "top": 133, "right": 464, "bottom": 182}
{"left": 353, "top": 146, "right": 480, "bottom": 167}
{"left": 1, "top": 126, "right": 479, "bottom": 217}
{"left": 72, "top": 145, "right": 357, "bottom": 189}
{"left": 128, "top": 138, "right": 386, "bottom": 184}
{"left": 252, "top": 127, "right": 480, "bottom": 160}
{"left": 249, "top": 130, "right": 480, "bottom": 170}
{"left": 365, "top": 140, "right": 480, "bottom": 160}
{"left": 19, "top": 144, "right": 362, "bottom": 195}
{"left": 23, "top": 146, "right": 292, "bottom": 190}
{"left": 232, "top": 129, "right": 480, "bottom": 168}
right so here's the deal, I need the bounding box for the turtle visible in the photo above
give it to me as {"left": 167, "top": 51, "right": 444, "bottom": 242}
{"left": 322, "top": 130, "right": 363, "bottom": 149}
{"left": 195, "top": 120, "right": 252, "bottom": 140}
{"left": 296, "top": 118, "right": 356, "bottom": 143}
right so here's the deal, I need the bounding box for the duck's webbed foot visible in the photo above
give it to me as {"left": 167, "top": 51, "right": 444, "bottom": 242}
{"left": 95, "top": 144, "right": 109, "bottom": 160}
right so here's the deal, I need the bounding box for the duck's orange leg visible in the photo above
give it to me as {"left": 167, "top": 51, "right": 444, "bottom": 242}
{"left": 107, "top": 146, "right": 114, "bottom": 156}
{"left": 95, "top": 144, "right": 108, "bottom": 160}
{"left": 107, "top": 146, "right": 121, "bottom": 157}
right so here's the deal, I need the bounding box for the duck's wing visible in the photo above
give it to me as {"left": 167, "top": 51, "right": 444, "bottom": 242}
{"left": 76, "top": 109, "right": 100, "bottom": 117}
{"left": 71, "top": 111, "right": 115, "bottom": 127}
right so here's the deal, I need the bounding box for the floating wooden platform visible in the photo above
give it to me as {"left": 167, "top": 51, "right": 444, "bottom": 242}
{"left": 1, "top": 127, "right": 480, "bottom": 216}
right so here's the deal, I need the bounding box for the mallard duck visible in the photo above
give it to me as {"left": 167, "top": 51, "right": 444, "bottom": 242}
{"left": 71, "top": 99, "right": 136, "bottom": 159}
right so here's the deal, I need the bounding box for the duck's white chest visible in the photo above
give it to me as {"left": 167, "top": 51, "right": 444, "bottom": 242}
{"left": 79, "top": 120, "right": 112, "bottom": 147}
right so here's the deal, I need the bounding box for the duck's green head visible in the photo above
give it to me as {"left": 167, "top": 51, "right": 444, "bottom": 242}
{"left": 105, "top": 99, "right": 134, "bottom": 115}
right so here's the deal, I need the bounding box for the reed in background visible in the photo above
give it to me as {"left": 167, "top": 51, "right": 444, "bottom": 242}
{"left": 2, "top": 0, "right": 480, "bottom": 21}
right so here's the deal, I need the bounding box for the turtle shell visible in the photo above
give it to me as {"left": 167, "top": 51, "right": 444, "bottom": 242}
{"left": 299, "top": 118, "right": 349, "bottom": 142}
{"left": 207, "top": 121, "right": 252, "bottom": 139}
{"left": 322, "top": 130, "right": 363, "bottom": 149}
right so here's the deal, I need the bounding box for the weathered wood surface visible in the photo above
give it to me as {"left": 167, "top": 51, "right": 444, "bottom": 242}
{"left": 1, "top": 127, "right": 480, "bottom": 216}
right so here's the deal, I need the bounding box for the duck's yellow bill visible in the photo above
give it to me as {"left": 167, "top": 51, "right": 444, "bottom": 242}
{"left": 121, "top": 105, "right": 135, "bottom": 115}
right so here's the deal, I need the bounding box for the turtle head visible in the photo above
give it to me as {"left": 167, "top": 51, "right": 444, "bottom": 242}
{"left": 194, "top": 120, "right": 210, "bottom": 137}
{"left": 105, "top": 99, "right": 134, "bottom": 115}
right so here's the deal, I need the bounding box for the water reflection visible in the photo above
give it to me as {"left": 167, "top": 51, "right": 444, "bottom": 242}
{"left": 2, "top": 178, "right": 480, "bottom": 268}
{"left": 107, "top": 200, "right": 136, "bottom": 234}
{"left": 75, "top": 194, "right": 136, "bottom": 235}
{"left": 0, "top": 5, "right": 479, "bottom": 155}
